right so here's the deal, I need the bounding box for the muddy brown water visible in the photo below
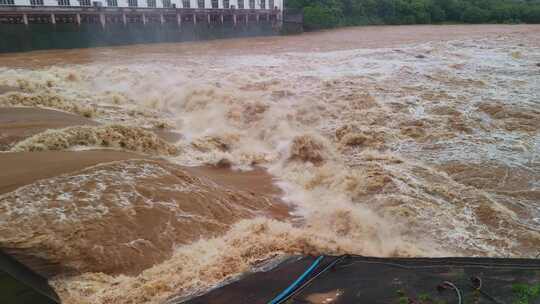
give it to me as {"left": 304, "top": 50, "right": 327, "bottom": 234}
{"left": 0, "top": 24, "right": 539, "bottom": 304}
{"left": 0, "top": 24, "right": 538, "bottom": 68}
{"left": 0, "top": 155, "right": 287, "bottom": 277}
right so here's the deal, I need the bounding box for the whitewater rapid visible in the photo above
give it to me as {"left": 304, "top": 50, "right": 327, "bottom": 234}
{"left": 1, "top": 26, "right": 539, "bottom": 304}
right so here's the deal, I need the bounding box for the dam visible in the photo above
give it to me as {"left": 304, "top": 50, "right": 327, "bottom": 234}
{"left": 0, "top": 0, "right": 289, "bottom": 52}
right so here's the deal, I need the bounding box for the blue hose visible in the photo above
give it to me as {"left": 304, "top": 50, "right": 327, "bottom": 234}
{"left": 268, "top": 256, "right": 325, "bottom": 304}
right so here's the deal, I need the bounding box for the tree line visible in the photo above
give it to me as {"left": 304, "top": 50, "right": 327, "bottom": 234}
{"left": 286, "top": 0, "right": 540, "bottom": 30}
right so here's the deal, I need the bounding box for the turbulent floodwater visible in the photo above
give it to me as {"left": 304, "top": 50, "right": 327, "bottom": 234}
{"left": 1, "top": 24, "right": 540, "bottom": 304}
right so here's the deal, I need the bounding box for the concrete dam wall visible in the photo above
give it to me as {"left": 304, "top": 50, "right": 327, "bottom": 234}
{"left": 0, "top": 7, "right": 285, "bottom": 53}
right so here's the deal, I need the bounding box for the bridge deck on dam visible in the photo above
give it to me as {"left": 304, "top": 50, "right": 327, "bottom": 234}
{"left": 0, "top": 6, "right": 280, "bottom": 27}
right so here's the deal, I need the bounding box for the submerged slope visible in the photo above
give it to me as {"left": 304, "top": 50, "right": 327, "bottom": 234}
{"left": 0, "top": 159, "right": 287, "bottom": 277}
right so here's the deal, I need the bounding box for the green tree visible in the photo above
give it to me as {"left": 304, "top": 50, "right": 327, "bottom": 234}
{"left": 395, "top": 0, "right": 416, "bottom": 24}
{"left": 285, "top": 0, "right": 540, "bottom": 30}
{"left": 377, "top": 0, "right": 397, "bottom": 21}
{"left": 411, "top": 0, "right": 432, "bottom": 24}
{"left": 462, "top": 5, "right": 490, "bottom": 23}
{"left": 439, "top": 0, "right": 466, "bottom": 21}
{"left": 523, "top": 5, "right": 540, "bottom": 23}
{"left": 303, "top": 3, "right": 342, "bottom": 30}
{"left": 430, "top": 4, "right": 447, "bottom": 22}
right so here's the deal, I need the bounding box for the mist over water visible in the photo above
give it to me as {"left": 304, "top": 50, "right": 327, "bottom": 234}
{"left": 1, "top": 25, "right": 540, "bottom": 304}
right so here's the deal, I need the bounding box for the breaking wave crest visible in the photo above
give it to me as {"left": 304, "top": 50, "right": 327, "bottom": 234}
{"left": 10, "top": 125, "right": 180, "bottom": 156}
{"left": 0, "top": 92, "right": 96, "bottom": 118}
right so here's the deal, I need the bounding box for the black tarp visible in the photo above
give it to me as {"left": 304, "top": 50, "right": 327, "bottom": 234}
{"left": 183, "top": 256, "right": 540, "bottom": 304}
{"left": 0, "top": 250, "right": 60, "bottom": 304}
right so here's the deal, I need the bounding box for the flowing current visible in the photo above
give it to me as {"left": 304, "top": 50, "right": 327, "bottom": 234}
{"left": 0, "top": 25, "right": 539, "bottom": 304}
